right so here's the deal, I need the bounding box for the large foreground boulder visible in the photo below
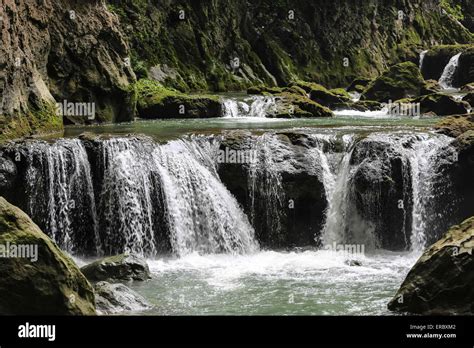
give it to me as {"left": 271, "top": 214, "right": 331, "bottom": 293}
{"left": 94, "top": 281, "right": 152, "bottom": 315}
{"left": 0, "top": 197, "right": 95, "bottom": 315}
{"left": 388, "top": 216, "right": 474, "bottom": 315}
{"left": 81, "top": 254, "right": 151, "bottom": 282}
{"left": 362, "top": 62, "right": 426, "bottom": 102}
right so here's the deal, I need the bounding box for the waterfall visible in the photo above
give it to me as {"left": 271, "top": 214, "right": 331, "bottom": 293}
{"left": 419, "top": 50, "right": 428, "bottom": 69}
{"left": 403, "top": 134, "right": 457, "bottom": 250}
{"left": 315, "top": 132, "right": 455, "bottom": 251}
{"left": 221, "top": 96, "right": 276, "bottom": 118}
{"left": 151, "top": 138, "right": 258, "bottom": 256}
{"left": 18, "top": 136, "right": 258, "bottom": 257}
{"left": 439, "top": 53, "right": 461, "bottom": 89}
{"left": 317, "top": 134, "right": 357, "bottom": 246}
{"left": 23, "top": 139, "right": 99, "bottom": 255}
{"left": 247, "top": 134, "right": 286, "bottom": 237}
{"left": 10, "top": 130, "right": 456, "bottom": 256}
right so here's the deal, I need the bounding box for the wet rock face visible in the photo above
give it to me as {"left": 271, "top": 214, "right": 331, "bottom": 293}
{"left": 0, "top": 155, "right": 17, "bottom": 194}
{"left": 217, "top": 132, "right": 327, "bottom": 248}
{"left": 1, "top": 0, "right": 136, "bottom": 139}
{"left": 94, "top": 281, "right": 152, "bottom": 315}
{"left": 0, "top": 197, "right": 96, "bottom": 315}
{"left": 349, "top": 137, "right": 412, "bottom": 250}
{"left": 388, "top": 216, "right": 474, "bottom": 315}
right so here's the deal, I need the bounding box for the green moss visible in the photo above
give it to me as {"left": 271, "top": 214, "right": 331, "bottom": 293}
{"left": 362, "top": 62, "right": 425, "bottom": 102}
{"left": 0, "top": 102, "right": 63, "bottom": 143}
{"left": 330, "top": 88, "right": 352, "bottom": 99}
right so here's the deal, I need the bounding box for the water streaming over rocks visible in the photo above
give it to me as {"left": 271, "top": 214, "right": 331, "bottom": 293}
{"left": 221, "top": 96, "right": 277, "bottom": 118}
{"left": 439, "top": 53, "right": 462, "bottom": 89}
{"left": 3, "top": 130, "right": 457, "bottom": 256}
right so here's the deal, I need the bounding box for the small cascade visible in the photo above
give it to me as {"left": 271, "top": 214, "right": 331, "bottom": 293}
{"left": 317, "top": 135, "right": 357, "bottom": 246}
{"left": 419, "top": 50, "right": 428, "bottom": 69}
{"left": 247, "top": 134, "right": 286, "bottom": 237}
{"left": 439, "top": 53, "right": 461, "bottom": 89}
{"left": 221, "top": 96, "right": 276, "bottom": 118}
{"left": 23, "top": 139, "right": 99, "bottom": 255}
{"left": 315, "top": 132, "right": 455, "bottom": 251}
{"left": 152, "top": 138, "right": 258, "bottom": 256}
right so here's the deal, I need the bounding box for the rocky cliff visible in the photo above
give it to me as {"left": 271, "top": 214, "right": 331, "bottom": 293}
{"left": 0, "top": 0, "right": 136, "bottom": 141}
{"left": 1, "top": 0, "right": 473, "bottom": 140}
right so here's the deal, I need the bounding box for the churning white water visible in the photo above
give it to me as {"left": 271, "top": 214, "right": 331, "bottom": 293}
{"left": 439, "top": 52, "right": 461, "bottom": 90}
{"left": 222, "top": 96, "right": 276, "bottom": 118}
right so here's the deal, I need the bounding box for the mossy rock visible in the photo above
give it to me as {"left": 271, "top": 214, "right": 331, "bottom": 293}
{"left": 0, "top": 197, "right": 95, "bottom": 315}
{"left": 347, "top": 78, "right": 372, "bottom": 93}
{"left": 329, "top": 88, "right": 352, "bottom": 99}
{"left": 81, "top": 254, "right": 151, "bottom": 282}
{"left": 332, "top": 100, "right": 383, "bottom": 112}
{"left": 362, "top": 62, "right": 425, "bottom": 102}
{"left": 270, "top": 92, "right": 333, "bottom": 118}
{"left": 136, "top": 79, "right": 222, "bottom": 119}
{"left": 388, "top": 216, "right": 474, "bottom": 315}
{"left": 435, "top": 113, "right": 474, "bottom": 138}
{"left": 290, "top": 81, "right": 351, "bottom": 108}
{"left": 410, "top": 93, "right": 470, "bottom": 116}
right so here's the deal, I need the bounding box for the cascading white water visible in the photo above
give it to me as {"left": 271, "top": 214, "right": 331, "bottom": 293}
{"left": 24, "top": 139, "right": 99, "bottom": 254}
{"left": 419, "top": 50, "right": 428, "bottom": 69}
{"left": 316, "top": 134, "right": 357, "bottom": 246}
{"left": 99, "top": 138, "right": 159, "bottom": 256}
{"left": 439, "top": 52, "right": 462, "bottom": 89}
{"left": 221, "top": 96, "right": 276, "bottom": 118}
{"left": 314, "top": 132, "right": 455, "bottom": 251}
{"left": 403, "top": 134, "right": 456, "bottom": 250}
{"left": 20, "top": 136, "right": 258, "bottom": 257}
{"left": 151, "top": 138, "right": 258, "bottom": 256}
{"left": 247, "top": 133, "right": 287, "bottom": 236}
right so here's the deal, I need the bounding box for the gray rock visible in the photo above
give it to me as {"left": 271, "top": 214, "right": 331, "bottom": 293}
{"left": 95, "top": 281, "right": 152, "bottom": 315}
{"left": 81, "top": 254, "right": 151, "bottom": 282}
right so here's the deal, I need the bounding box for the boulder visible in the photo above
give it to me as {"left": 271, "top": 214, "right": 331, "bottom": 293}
{"left": 136, "top": 79, "right": 222, "bottom": 119}
{"left": 94, "top": 281, "right": 152, "bottom": 315}
{"left": 346, "top": 78, "right": 372, "bottom": 93}
{"left": 217, "top": 131, "right": 328, "bottom": 248}
{"left": 435, "top": 113, "right": 474, "bottom": 138}
{"left": 416, "top": 94, "right": 469, "bottom": 116}
{"left": 81, "top": 254, "right": 151, "bottom": 282}
{"left": 348, "top": 135, "right": 413, "bottom": 250}
{"left": 270, "top": 93, "right": 333, "bottom": 118}
{"left": 290, "top": 81, "right": 351, "bottom": 108}
{"left": 0, "top": 197, "right": 95, "bottom": 315}
{"left": 362, "top": 62, "right": 425, "bottom": 102}
{"left": 388, "top": 216, "right": 474, "bottom": 315}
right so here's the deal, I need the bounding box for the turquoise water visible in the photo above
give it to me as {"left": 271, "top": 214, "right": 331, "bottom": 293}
{"left": 65, "top": 110, "right": 438, "bottom": 315}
